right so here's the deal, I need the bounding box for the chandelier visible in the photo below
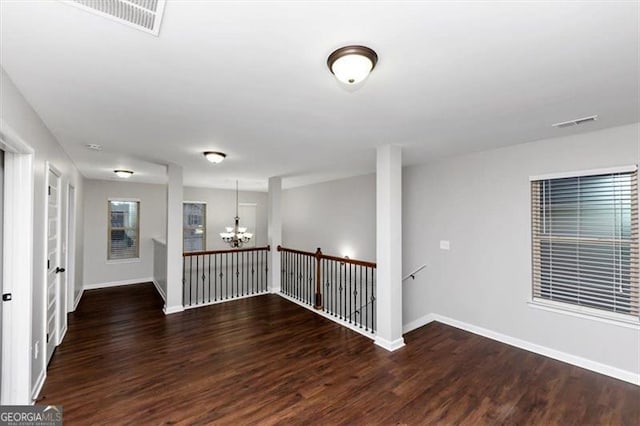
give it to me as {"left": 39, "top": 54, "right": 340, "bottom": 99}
{"left": 220, "top": 181, "right": 253, "bottom": 248}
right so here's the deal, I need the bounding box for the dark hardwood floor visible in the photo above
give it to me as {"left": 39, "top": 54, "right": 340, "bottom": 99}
{"left": 40, "top": 283, "right": 639, "bottom": 425}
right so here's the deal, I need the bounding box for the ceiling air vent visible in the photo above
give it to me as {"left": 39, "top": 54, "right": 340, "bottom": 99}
{"left": 63, "top": 0, "right": 166, "bottom": 36}
{"left": 552, "top": 115, "right": 598, "bottom": 129}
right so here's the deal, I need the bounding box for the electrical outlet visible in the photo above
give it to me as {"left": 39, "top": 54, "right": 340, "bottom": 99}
{"left": 440, "top": 240, "right": 450, "bottom": 250}
{"left": 34, "top": 341, "right": 39, "bottom": 359}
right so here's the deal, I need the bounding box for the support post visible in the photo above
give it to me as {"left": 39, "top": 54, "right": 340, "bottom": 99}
{"left": 164, "top": 163, "right": 184, "bottom": 314}
{"left": 314, "top": 247, "right": 322, "bottom": 309}
{"left": 268, "top": 177, "right": 282, "bottom": 293}
{"left": 374, "top": 145, "right": 405, "bottom": 351}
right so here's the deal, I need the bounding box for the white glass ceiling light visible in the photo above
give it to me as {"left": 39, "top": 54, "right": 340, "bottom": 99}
{"left": 114, "top": 169, "right": 134, "bottom": 178}
{"left": 204, "top": 151, "right": 226, "bottom": 164}
{"left": 327, "top": 45, "right": 378, "bottom": 85}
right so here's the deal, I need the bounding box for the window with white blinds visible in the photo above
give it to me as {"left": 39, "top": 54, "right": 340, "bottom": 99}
{"left": 108, "top": 200, "right": 140, "bottom": 260}
{"left": 183, "top": 202, "right": 206, "bottom": 252}
{"left": 531, "top": 169, "right": 639, "bottom": 320}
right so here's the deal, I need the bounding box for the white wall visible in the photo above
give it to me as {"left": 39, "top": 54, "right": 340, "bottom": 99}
{"left": 83, "top": 180, "right": 166, "bottom": 287}
{"left": 183, "top": 187, "right": 268, "bottom": 250}
{"left": 403, "top": 122, "right": 640, "bottom": 376}
{"left": 0, "top": 68, "right": 85, "bottom": 395}
{"left": 282, "top": 174, "right": 376, "bottom": 261}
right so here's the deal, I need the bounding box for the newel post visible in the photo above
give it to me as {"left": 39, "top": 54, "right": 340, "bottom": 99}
{"left": 314, "top": 247, "right": 322, "bottom": 309}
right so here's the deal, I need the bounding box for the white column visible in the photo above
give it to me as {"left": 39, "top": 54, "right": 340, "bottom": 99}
{"left": 268, "top": 176, "right": 282, "bottom": 293}
{"left": 374, "top": 145, "right": 405, "bottom": 351}
{"left": 164, "top": 163, "right": 184, "bottom": 314}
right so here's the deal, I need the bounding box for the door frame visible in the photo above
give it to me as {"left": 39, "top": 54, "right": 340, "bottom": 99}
{"left": 0, "top": 121, "right": 35, "bottom": 405}
{"left": 44, "top": 162, "right": 62, "bottom": 366}
{"left": 66, "top": 184, "right": 76, "bottom": 314}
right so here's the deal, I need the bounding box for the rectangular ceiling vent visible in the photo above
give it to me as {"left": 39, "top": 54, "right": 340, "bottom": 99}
{"left": 63, "top": 0, "right": 166, "bottom": 36}
{"left": 552, "top": 115, "right": 598, "bottom": 129}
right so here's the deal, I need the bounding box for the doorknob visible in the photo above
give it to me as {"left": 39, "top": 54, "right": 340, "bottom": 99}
{"left": 55, "top": 267, "right": 66, "bottom": 274}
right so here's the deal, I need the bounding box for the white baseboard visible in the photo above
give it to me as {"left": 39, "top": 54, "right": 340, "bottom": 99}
{"left": 426, "top": 313, "right": 640, "bottom": 386}
{"left": 72, "top": 288, "right": 84, "bottom": 311}
{"left": 58, "top": 326, "right": 68, "bottom": 345}
{"left": 403, "top": 313, "right": 436, "bottom": 334}
{"left": 374, "top": 336, "right": 406, "bottom": 352}
{"left": 183, "top": 291, "right": 269, "bottom": 311}
{"left": 277, "top": 293, "right": 376, "bottom": 341}
{"left": 152, "top": 279, "right": 166, "bottom": 302}
{"left": 84, "top": 277, "right": 154, "bottom": 291}
{"left": 31, "top": 369, "right": 46, "bottom": 403}
{"left": 163, "top": 305, "right": 184, "bottom": 315}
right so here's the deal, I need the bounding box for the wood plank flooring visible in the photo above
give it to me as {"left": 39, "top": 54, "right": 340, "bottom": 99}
{"left": 39, "top": 283, "right": 639, "bottom": 425}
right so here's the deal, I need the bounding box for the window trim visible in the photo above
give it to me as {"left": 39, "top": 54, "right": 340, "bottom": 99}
{"left": 529, "top": 164, "right": 637, "bottom": 182}
{"left": 107, "top": 199, "right": 140, "bottom": 261}
{"left": 529, "top": 165, "right": 639, "bottom": 324}
{"left": 528, "top": 300, "right": 640, "bottom": 329}
{"left": 183, "top": 201, "right": 207, "bottom": 252}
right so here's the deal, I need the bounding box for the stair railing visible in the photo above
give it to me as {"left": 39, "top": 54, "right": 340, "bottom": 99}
{"left": 278, "top": 246, "right": 376, "bottom": 332}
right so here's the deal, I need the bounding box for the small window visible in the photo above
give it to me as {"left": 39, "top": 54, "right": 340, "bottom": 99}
{"left": 108, "top": 200, "right": 140, "bottom": 260}
{"left": 531, "top": 168, "right": 639, "bottom": 320}
{"left": 184, "top": 202, "right": 206, "bottom": 252}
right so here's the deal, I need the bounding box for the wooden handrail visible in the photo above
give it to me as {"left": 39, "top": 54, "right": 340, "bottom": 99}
{"left": 277, "top": 245, "right": 376, "bottom": 267}
{"left": 183, "top": 245, "right": 270, "bottom": 257}
{"left": 319, "top": 253, "right": 376, "bottom": 268}
{"left": 276, "top": 245, "right": 316, "bottom": 257}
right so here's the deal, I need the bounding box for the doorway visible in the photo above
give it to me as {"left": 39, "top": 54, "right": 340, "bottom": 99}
{"left": 66, "top": 184, "right": 76, "bottom": 314}
{"left": 0, "top": 149, "right": 4, "bottom": 402}
{"left": 0, "top": 125, "right": 34, "bottom": 404}
{"left": 45, "top": 164, "right": 62, "bottom": 364}
{"left": 238, "top": 203, "right": 257, "bottom": 248}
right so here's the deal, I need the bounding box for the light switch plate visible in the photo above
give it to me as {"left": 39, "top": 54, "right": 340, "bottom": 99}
{"left": 440, "top": 240, "right": 450, "bottom": 250}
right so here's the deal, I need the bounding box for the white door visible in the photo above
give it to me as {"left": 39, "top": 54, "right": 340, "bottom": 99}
{"left": 0, "top": 149, "right": 4, "bottom": 401}
{"left": 45, "top": 165, "right": 61, "bottom": 364}
{"left": 238, "top": 203, "right": 256, "bottom": 247}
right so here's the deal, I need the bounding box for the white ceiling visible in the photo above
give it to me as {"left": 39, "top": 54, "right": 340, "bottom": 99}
{"left": 1, "top": 1, "right": 638, "bottom": 191}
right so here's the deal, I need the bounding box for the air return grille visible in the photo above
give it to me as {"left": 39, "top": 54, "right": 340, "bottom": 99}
{"left": 63, "top": 0, "right": 166, "bottom": 35}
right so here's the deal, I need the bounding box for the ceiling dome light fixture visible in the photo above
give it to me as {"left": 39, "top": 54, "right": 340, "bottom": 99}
{"left": 114, "top": 169, "right": 134, "bottom": 178}
{"left": 204, "top": 151, "right": 227, "bottom": 164}
{"left": 327, "top": 45, "right": 378, "bottom": 85}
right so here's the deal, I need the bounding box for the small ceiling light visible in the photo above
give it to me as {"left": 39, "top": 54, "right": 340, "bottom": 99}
{"left": 327, "top": 45, "right": 378, "bottom": 85}
{"left": 204, "top": 151, "right": 227, "bottom": 164}
{"left": 114, "top": 170, "right": 134, "bottom": 178}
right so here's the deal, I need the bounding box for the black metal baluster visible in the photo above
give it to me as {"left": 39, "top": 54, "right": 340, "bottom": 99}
{"left": 372, "top": 268, "right": 376, "bottom": 332}
{"left": 207, "top": 254, "right": 211, "bottom": 303}
{"left": 241, "top": 251, "right": 243, "bottom": 296}
{"left": 309, "top": 255, "right": 313, "bottom": 305}
{"left": 182, "top": 256, "right": 186, "bottom": 307}
{"left": 225, "top": 252, "right": 229, "bottom": 301}
{"left": 282, "top": 251, "right": 286, "bottom": 295}
{"left": 189, "top": 255, "right": 193, "bottom": 306}
{"left": 196, "top": 255, "right": 199, "bottom": 305}
{"left": 213, "top": 253, "right": 217, "bottom": 302}
{"left": 349, "top": 263, "right": 352, "bottom": 323}
{"left": 359, "top": 265, "right": 363, "bottom": 328}
{"left": 333, "top": 259, "right": 336, "bottom": 317}
{"left": 365, "top": 267, "right": 368, "bottom": 331}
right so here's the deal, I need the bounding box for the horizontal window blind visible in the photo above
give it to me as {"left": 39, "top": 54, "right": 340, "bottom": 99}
{"left": 531, "top": 170, "right": 638, "bottom": 318}
{"left": 109, "top": 201, "right": 140, "bottom": 260}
